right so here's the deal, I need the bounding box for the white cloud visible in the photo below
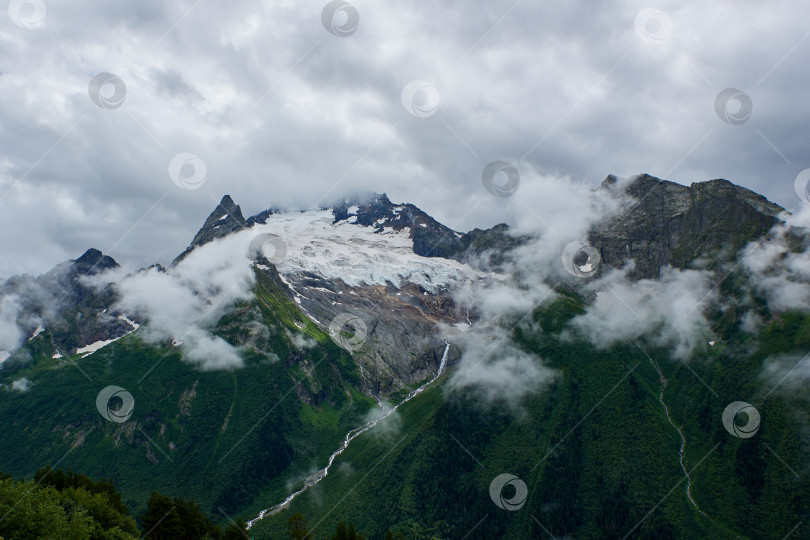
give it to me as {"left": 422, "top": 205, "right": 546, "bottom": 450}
{"left": 0, "top": 295, "right": 23, "bottom": 356}
{"left": 448, "top": 170, "right": 628, "bottom": 402}
{"left": 742, "top": 207, "right": 810, "bottom": 312}
{"left": 1, "top": 1, "right": 808, "bottom": 278}
{"left": 111, "top": 231, "right": 258, "bottom": 370}
{"left": 760, "top": 353, "right": 810, "bottom": 396}
{"left": 566, "top": 266, "right": 716, "bottom": 359}
{"left": 454, "top": 169, "right": 628, "bottom": 319}
{"left": 448, "top": 325, "right": 556, "bottom": 407}
{"left": 10, "top": 377, "right": 31, "bottom": 392}
{"left": 740, "top": 310, "right": 762, "bottom": 334}
{"left": 289, "top": 332, "right": 317, "bottom": 350}
{"left": 359, "top": 401, "right": 402, "bottom": 443}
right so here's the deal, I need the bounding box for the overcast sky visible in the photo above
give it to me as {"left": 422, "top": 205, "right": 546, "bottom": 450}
{"left": 0, "top": 0, "right": 808, "bottom": 277}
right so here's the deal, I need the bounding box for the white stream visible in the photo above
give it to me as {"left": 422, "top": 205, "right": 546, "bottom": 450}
{"left": 246, "top": 341, "right": 451, "bottom": 529}
{"left": 645, "top": 354, "right": 710, "bottom": 519}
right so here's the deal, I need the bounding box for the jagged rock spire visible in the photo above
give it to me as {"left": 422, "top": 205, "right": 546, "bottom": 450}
{"left": 172, "top": 195, "right": 248, "bottom": 265}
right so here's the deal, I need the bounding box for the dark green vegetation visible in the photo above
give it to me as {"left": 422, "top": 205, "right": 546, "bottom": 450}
{"left": 2, "top": 266, "right": 809, "bottom": 538}
{"left": 0, "top": 267, "right": 375, "bottom": 531}
{"left": 0, "top": 466, "right": 250, "bottom": 539}
{"left": 2, "top": 178, "right": 809, "bottom": 538}
{"left": 250, "top": 293, "right": 810, "bottom": 539}
{"left": 140, "top": 490, "right": 249, "bottom": 539}
{"left": 0, "top": 466, "right": 138, "bottom": 539}
{"left": 286, "top": 512, "right": 403, "bottom": 540}
{"left": 2, "top": 270, "right": 809, "bottom": 538}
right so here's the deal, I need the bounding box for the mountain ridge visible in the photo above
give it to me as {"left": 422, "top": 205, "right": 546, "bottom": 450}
{"left": 592, "top": 173, "right": 785, "bottom": 279}
{"left": 0, "top": 173, "right": 808, "bottom": 540}
{"left": 0, "top": 173, "right": 788, "bottom": 364}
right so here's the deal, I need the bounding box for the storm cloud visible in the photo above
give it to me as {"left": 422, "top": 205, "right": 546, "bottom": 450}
{"left": 1, "top": 0, "right": 809, "bottom": 278}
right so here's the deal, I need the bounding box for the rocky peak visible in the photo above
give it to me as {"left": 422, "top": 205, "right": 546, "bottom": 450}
{"left": 0, "top": 248, "right": 125, "bottom": 357}
{"left": 591, "top": 173, "right": 785, "bottom": 279}
{"left": 192, "top": 195, "right": 247, "bottom": 245}
{"left": 329, "top": 193, "right": 466, "bottom": 258}
{"left": 173, "top": 195, "right": 248, "bottom": 265}
{"left": 691, "top": 178, "right": 784, "bottom": 216}
{"left": 71, "top": 248, "right": 119, "bottom": 275}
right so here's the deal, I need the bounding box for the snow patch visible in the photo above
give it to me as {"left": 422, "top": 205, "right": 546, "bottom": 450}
{"left": 306, "top": 286, "right": 335, "bottom": 294}
{"left": 74, "top": 315, "right": 141, "bottom": 357}
{"left": 76, "top": 337, "right": 120, "bottom": 356}
{"left": 251, "top": 210, "right": 483, "bottom": 294}
{"left": 118, "top": 315, "right": 140, "bottom": 330}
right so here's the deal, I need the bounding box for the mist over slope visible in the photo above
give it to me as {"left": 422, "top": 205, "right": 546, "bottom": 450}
{"left": 0, "top": 174, "right": 808, "bottom": 539}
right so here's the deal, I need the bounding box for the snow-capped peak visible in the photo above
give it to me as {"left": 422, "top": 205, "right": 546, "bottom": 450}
{"left": 250, "top": 209, "right": 484, "bottom": 294}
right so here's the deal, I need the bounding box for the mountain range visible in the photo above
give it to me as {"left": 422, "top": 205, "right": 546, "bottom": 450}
{"left": 0, "top": 173, "right": 808, "bottom": 539}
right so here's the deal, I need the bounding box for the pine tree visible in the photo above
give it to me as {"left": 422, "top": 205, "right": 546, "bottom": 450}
{"left": 287, "top": 512, "right": 312, "bottom": 540}
{"left": 348, "top": 521, "right": 365, "bottom": 540}
{"left": 332, "top": 521, "right": 348, "bottom": 540}
{"left": 141, "top": 491, "right": 179, "bottom": 538}
{"left": 331, "top": 520, "right": 365, "bottom": 540}
{"left": 222, "top": 517, "right": 250, "bottom": 539}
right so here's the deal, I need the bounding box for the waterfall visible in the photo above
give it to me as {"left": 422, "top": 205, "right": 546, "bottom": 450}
{"left": 246, "top": 341, "right": 451, "bottom": 529}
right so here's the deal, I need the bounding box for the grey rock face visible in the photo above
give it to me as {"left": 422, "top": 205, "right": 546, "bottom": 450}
{"left": 10, "top": 176, "right": 784, "bottom": 392}
{"left": 590, "top": 174, "right": 785, "bottom": 279}
{"left": 277, "top": 268, "right": 464, "bottom": 396}
{"left": 0, "top": 249, "right": 137, "bottom": 359}
{"left": 172, "top": 195, "right": 248, "bottom": 265}
{"left": 330, "top": 193, "right": 526, "bottom": 269}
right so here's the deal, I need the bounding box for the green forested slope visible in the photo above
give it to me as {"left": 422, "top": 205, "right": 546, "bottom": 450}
{"left": 251, "top": 295, "right": 810, "bottom": 540}
{"left": 0, "top": 267, "right": 375, "bottom": 523}
{"left": 2, "top": 266, "right": 809, "bottom": 539}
